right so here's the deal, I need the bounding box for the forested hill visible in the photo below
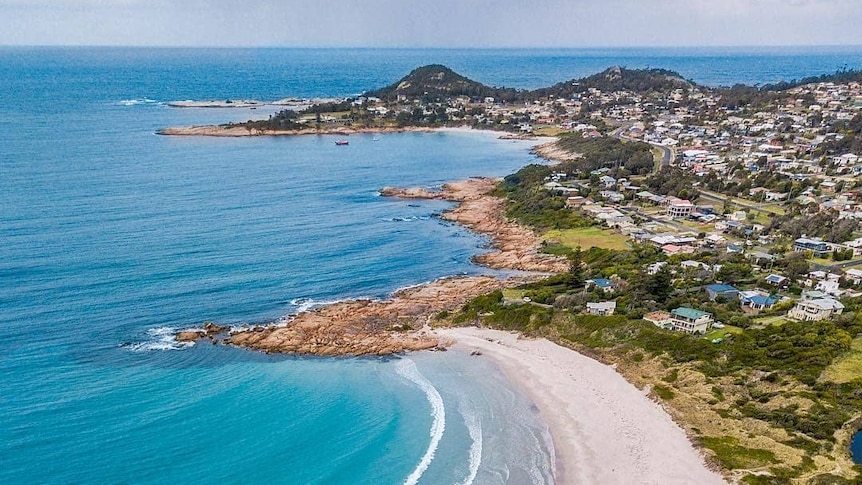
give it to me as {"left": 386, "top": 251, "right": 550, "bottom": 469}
{"left": 366, "top": 65, "right": 862, "bottom": 105}
{"left": 364, "top": 64, "right": 523, "bottom": 103}
{"left": 529, "top": 67, "right": 695, "bottom": 99}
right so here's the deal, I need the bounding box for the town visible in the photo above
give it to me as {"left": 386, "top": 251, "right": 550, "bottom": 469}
{"left": 246, "top": 65, "right": 862, "bottom": 340}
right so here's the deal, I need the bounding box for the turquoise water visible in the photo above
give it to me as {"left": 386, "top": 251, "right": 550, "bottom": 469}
{"left": 2, "top": 47, "right": 862, "bottom": 484}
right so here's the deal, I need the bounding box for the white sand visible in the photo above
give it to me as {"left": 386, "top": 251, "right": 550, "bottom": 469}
{"left": 434, "top": 327, "right": 727, "bottom": 485}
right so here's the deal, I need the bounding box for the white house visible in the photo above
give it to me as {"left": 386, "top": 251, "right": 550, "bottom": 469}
{"left": 669, "top": 307, "right": 714, "bottom": 334}
{"left": 846, "top": 268, "right": 862, "bottom": 286}
{"left": 586, "top": 301, "right": 617, "bottom": 316}
{"left": 666, "top": 198, "right": 695, "bottom": 219}
{"left": 787, "top": 298, "right": 845, "bottom": 321}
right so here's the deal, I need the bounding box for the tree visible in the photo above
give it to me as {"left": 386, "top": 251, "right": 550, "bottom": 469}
{"left": 567, "top": 247, "right": 586, "bottom": 289}
{"left": 645, "top": 267, "right": 673, "bottom": 303}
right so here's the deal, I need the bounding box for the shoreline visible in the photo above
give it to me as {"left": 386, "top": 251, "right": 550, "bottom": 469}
{"left": 202, "top": 177, "right": 568, "bottom": 355}
{"left": 435, "top": 327, "right": 728, "bottom": 485}
{"left": 172, "top": 133, "right": 730, "bottom": 483}
{"left": 156, "top": 123, "right": 544, "bottom": 139}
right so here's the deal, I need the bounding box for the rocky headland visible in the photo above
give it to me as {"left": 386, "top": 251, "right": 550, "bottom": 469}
{"left": 182, "top": 177, "right": 566, "bottom": 356}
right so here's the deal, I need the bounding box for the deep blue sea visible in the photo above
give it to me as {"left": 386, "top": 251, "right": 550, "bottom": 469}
{"left": 2, "top": 47, "right": 862, "bottom": 484}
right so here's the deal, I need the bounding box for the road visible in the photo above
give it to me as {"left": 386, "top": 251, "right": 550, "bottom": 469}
{"left": 697, "top": 188, "right": 785, "bottom": 216}
{"left": 610, "top": 123, "right": 675, "bottom": 173}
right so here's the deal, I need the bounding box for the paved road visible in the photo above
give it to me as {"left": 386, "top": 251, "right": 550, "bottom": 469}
{"left": 610, "top": 124, "right": 674, "bottom": 173}
{"left": 697, "top": 188, "right": 785, "bottom": 216}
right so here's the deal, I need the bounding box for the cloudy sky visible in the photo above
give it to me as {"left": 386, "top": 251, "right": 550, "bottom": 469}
{"left": 1, "top": 0, "right": 860, "bottom": 47}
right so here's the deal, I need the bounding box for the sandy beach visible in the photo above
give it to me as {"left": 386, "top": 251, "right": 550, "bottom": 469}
{"left": 436, "top": 327, "right": 728, "bottom": 485}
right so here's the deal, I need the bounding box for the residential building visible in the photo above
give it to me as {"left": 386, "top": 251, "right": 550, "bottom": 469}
{"left": 794, "top": 237, "right": 831, "bottom": 257}
{"left": 587, "top": 278, "right": 614, "bottom": 293}
{"left": 670, "top": 307, "right": 714, "bottom": 334}
{"left": 738, "top": 290, "right": 779, "bottom": 311}
{"left": 705, "top": 284, "right": 739, "bottom": 301}
{"left": 765, "top": 274, "right": 789, "bottom": 287}
{"left": 666, "top": 198, "right": 695, "bottom": 218}
{"left": 644, "top": 311, "right": 673, "bottom": 329}
{"left": 787, "top": 298, "right": 845, "bottom": 321}
{"left": 586, "top": 301, "right": 617, "bottom": 316}
{"left": 846, "top": 268, "right": 862, "bottom": 286}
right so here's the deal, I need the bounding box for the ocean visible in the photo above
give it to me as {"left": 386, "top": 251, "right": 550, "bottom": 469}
{"left": 2, "top": 46, "right": 862, "bottom": 484}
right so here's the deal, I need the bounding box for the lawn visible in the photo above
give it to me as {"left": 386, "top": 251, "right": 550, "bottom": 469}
{"left": 703, "top": 325, "right": 744, "bottom": 342}
{"left": 821, "top": 336, "right": 862, "bottom": 383}
{"left": 752, "top": 315, "right": 790, "bottom": 327}
{"left": 502, "top": 288, "right": 527, "bottom": 303}
{"left": 533, "top": 126, "right": 569, "bottom": 137}
{"left": 544, "top": 227, "right": 631, "bottom": 251}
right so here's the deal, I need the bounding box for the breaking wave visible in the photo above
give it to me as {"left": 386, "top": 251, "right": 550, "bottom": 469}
{"left": 395, "top": 358, "right": 446, "bottom": 485}
{"left": 122, "top": 326, "right": 193, "bottom": 352}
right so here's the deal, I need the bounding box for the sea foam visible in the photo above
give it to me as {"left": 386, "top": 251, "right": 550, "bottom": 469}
{"left": 124, "top": 326, "right": 193, "bottom": 352}
{"left": 395, "top": 358, "right": 446, "bottom": 485}
{"left": 458, "top": 402, "right": 483, "bottom": 485}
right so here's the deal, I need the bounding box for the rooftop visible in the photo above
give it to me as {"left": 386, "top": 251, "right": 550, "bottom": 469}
{"left": 672, "top": 307, "right": 712, "bottom": 320}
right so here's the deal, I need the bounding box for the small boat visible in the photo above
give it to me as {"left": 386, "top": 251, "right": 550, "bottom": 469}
{"left": 335, "top": 140, "right": 349, "bottom": 146}
{"left": 372, "top": 136, "right": 381, "bottom": 142}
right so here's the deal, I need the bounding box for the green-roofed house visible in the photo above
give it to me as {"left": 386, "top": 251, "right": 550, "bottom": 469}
{"left": 670, "top": 307, "right": 714, "bottom": 334}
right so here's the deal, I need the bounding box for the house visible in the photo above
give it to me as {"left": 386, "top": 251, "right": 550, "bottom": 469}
{"left": 765, "top": 274, "right": 789, "bottom": 287}
{"left": 599, "top": 190, "right": 625, "bottom": 203}
{"left": 670, "top": 307, "right": 714, "bottom": 334}
{"left": 662, "top": 244, "right": 695, "bottom": 256}
{"left": 705, "top": 284, "right": 739, "bottom": 301}
{"left": 726, "top": 244, "right": 744, "bottom": 254}
{"left": 787, "top": 298, "right": 845, "bottom": 321}
{"left": 647, "top": 261, "right": 669, "bottom": 275}
{"left": 846, "top": 268, "right": 862, "bottom": 285}
{"left": 566, "top": 196, "right": 589, "bottom": 207}
{"left": 765, "top": 191, "right": 789, "bottom": 202}
{"left": 599, "top": 175, "right": 617, "bottom": 188}
{"left": 738, "top": 290, "right": 779, "bottom": 311}
{"left": 794, "top": 237, "right": 830, "bottom": 257}
{"left": 681, "top": 260, "right": 709, "bottom": 271}
{"left": 586, "top": 301, "right": 617, "bottom": 316}
{"left": 587, "top": 278, "right": 614, "bottom": 293}
{"left": 644, "top": 311, "right": 673, "bottom": 329}
{"left": 815, "top": 279, "right": 842, "bottom": 297}
{"left": 666, "top": 198, "right": 695, "bottom": 218}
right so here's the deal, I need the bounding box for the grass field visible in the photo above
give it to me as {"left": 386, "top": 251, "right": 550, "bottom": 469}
{"left": 544, "top": 227, "right": 631, "bottom": 251}
{"left": 501, "top": 288, "right": 527, "bottom": 302}
{"left": 703, "top": 325, "right": 744, "bottom": 342}
{"left": 752, "top": 315, "right": 790, "bottom": 327}
{"left": 533, "top": 126, "right": 569, "bottom": 137}
{"left": 821, "top": 336, "right": 862, "bottom": 383}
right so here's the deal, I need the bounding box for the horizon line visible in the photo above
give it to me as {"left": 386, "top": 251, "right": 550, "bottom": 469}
{"left": 2, "top": 43, "right": 862, "bottom": 50}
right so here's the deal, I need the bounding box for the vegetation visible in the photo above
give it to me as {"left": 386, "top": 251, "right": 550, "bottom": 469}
{"left": 531, "top": 67, "right": 694, "bottom": 100}
{"left": 544, "top": 227, "right": 631, "bottom": 251}
{"left": 365, "top": 64, "right": 522, "bottom": 103}
{"left": 556, "top": 133, "right": 656, "bottom": 176}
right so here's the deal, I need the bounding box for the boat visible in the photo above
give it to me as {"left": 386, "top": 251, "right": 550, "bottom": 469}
{"left": 335, "top": 140, "right": 349, "bottom": 146}
{"left": 372, "top": 136, "right": 381, "bottom": 142}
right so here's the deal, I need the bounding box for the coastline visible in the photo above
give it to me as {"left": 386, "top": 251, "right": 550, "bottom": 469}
{"left": 435, "top": 327, "right": 728, "bottom": 485}
{"left": 156, "top": 123, "right": 544, "bottom": 139}
{"left": 173, "top": 131, "right": 725, "bottom": 483}
{"left": 213, "top": 177, "right": 567, "bottom": 355}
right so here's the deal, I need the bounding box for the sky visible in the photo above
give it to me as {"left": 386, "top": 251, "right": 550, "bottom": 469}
{"left": 1, "top": 0, "right": 861, "bottom": 47}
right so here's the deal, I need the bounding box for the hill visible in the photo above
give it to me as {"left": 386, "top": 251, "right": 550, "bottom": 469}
{"left": 529, "top": 67, "right": 695, "bottom": 99}
{"left": 364, "top": 64, "right": 522, "bottom": 103}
